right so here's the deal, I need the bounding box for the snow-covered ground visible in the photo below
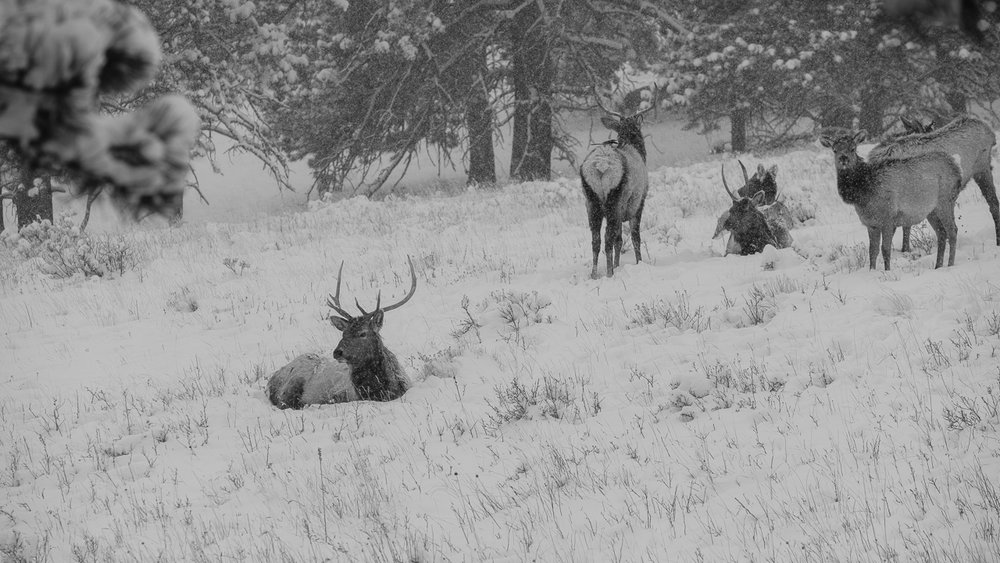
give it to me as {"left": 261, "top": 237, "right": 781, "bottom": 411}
{"left": 2, "top": 118, "right": 1000, "bottom": 561}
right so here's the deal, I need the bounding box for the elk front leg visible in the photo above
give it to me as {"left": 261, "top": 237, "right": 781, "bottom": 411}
{"left": 880, "top": 226, "right": 894, "bottom": 271}
{"left": 867, "top": 226, "right": 881, "bottom": 270}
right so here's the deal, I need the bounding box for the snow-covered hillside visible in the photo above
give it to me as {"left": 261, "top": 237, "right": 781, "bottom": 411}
{"left": 2, "top": 141, "right": 1000, "bottom": 561}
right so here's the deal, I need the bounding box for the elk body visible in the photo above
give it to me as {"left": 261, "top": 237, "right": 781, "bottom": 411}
{"left": 869, "top": 114, "right": 1000, "bottom": 251}
{"left": 820, "top": 130, "right": 963, "bottom": 270}
{"left": 267, "top": 259, "right": 416, "bottom": 409}
{"left": 713, "top": 163, "right": 793, "bottom": 255}
{"left": 579, "top": 95, "right": 651, "bottom": 278}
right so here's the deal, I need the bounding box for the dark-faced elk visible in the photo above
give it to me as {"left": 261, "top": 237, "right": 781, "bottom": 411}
{"left": 820, "top": 129, "right": 963, "bottom": 270}
{"left": 579, "top": 91, "right": 652, "bottom": 278}
{"left": 713, "top": 163, "right": 793, "bottom": 255}
{"left": 267, "top": 258, "right": 416, "bottom": 409}
{"left": 870, "top": 114, "right": 999, "bottom": 252}
{"left": 735, "top": 160, "right": 779, "bottom": 205}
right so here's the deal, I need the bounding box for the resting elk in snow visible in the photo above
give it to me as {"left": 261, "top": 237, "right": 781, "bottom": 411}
{"left": 267, "top": 258, "right": 416, "bottom": 409}
{"left": 579, "top": 92, "right": 652, "bottom": 278}
{"left": 734, "top": 160, "right": 780, "bottom": 205}
{"left": 820, "top": 129, "right": 963, "bottom": 270}
{"left": 713, "top": 162, "right": 793, "bottom": 255}
{"left": 870, "top": 114, "right": 1000, "bottom": 252}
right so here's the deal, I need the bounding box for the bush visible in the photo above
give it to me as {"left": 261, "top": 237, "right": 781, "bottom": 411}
{"left": 3, "top": 215, "right": 144, "bottom": 278}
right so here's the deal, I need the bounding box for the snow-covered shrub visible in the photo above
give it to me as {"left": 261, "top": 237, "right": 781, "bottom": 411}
{"left": 2, "top": 215, "right": 144, "bottom": 278}
{"left": 5, "top": 216, "right": 103, "bottom": 278}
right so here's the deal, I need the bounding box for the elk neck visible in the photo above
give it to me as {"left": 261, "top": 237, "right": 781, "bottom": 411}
{"left": 618, "top": 129, "right": 647, "bottom": 162}
{"left": 835, "top": 161, "right": 877, "bottom": 206}
{"left": 348, "top": 344, "right": 403, "bottom": 400}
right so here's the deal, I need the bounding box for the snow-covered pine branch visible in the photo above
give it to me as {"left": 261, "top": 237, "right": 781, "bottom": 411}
{"left": 0, "top": 0, "right": 200, "bottom": 219}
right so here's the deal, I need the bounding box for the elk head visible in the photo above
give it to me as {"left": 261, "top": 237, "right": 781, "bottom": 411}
{"left": 820, "top": 129, "right": 867, "bottom": 173}
{"left": 326, "top": 257, "right": 417, "bottom": 365}
{"left": 593, "top": 88, "right": 654, "bottom": 160}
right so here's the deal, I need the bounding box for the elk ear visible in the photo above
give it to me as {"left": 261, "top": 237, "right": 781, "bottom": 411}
{"left": 600, "top": 116, "right": 620, "bottom": 131}
{"left": 330, "top": 316, "right": 350, "bottom": 332}
{"left": 853, "top": 129, "right": 868, "bottom": 144}
{"left": 819, "top": 134, "right": 834, "bottom": 148}
{"left": 371, "top": 310, "right": 384, "bottom": 329}
{"left": 768, "top": 164, "right": 778, "bottom": 178}
{"left": 756, "top": 164, "right": 765, "bottom": 176}
{"left": 751, "top": 190, "right": 767, "bottom": 206}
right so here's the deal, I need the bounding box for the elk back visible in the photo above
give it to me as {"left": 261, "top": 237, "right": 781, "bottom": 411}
{"left": 267, "top": 353, "right": 359, "bottom": 409}
{"left": 868, "top": 115, "right": 994, "bottom": 184}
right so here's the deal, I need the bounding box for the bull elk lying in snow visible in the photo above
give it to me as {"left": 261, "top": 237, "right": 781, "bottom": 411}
{"left": 579, "top": 92, "right": 652, "bottom": 278}
{"left": 820, "top": 129, "right": 963, "bottom": 270}
{"left": 713, "top": 161, "right": 793, "bottom": 256}
{"left": 870, "top": 114, "right": 1000, "bottom": 252}
{"left": 267, "top": 258, "right": 416, "bottom": 409}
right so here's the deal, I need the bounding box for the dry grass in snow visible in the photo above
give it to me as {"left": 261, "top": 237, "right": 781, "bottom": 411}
{"left": 2, "top": 141, "right": 1000, "bottom": 562}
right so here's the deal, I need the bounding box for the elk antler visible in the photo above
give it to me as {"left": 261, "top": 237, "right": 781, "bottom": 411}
{"left": 327, "top": 261, "right": 354, "bottom": 320}
{"left": 592, "top": 87, "right": 624, "bottom": 120}
{"left": 379, "top": 256, "right": 417, "bottom": 313}
{"left": 721, "top": 164, "right": 738, "bottom": 201}
{"left": 355, "top": 298, "right": 368, "bottom": 315}
{"left": 738, "top": 160, "right": 750, "bottom": 184}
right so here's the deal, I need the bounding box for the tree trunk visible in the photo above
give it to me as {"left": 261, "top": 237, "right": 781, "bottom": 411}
{"left": 509, "top": 2, "right": 553, "bottom": 182}
{"left": 14, "top": 170, "right": 53, "bottom": 229}
{"left": 465, "top": 45, "right": 495, "bottom": 185}
{"left": 859, "top": 89, "right": 886, "bottom": 136}
{"left": 730, "top": 107, "right": 749, "bottom": 153}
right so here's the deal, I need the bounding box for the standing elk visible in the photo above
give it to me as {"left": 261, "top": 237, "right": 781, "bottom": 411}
{"left": 820, "top": 129, "right": 963, "bottom": 270}
{"left": 579, "top": 91, "right": 652, "bottom": 278}
{"left": 267, "top": 258, "right": 416, "bottom": 409}
{"left": 714, "top": 163, "right": 793, "bottom": 255}
{"left": 871, "top": 114, "right": 999, "bottom": 252}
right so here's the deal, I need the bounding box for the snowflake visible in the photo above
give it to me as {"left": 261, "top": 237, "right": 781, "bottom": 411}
{"left": 398, "top": 36, "right": 417, "bottom": 60}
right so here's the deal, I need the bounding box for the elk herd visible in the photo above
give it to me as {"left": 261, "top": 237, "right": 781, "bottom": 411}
{"left": 267, "top": 94, "right": 1000, "bottom": 409}
{"left": 581, "top": 94, "right": 1000, "bottom": 276}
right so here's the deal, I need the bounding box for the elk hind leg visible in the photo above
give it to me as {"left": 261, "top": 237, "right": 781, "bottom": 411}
{"left": 631, "top": 200, "right": 645, "bottom": 264}
{"left": 587, "top": 201, "right": 604, "bottom": 279}
{"left": 900, "top": 225, "right": 911, "bottom": 252}
{"left": 973, "top": 169, "right": 1000, "bottom": 246}
{"left": 936, "top": 204, "right": 959, "bottom": 266}
{"left": 604, "top": 213, "right": 621, "bottom": 277}
{"left": 925, "top": 211, "right": 948, "bottom": 268}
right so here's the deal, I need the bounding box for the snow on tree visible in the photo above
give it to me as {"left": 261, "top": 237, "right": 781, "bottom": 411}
{"left": 664, "top": 1, "right": 1000, "bottom": 151}
{"left": 0, "top": 0, "right": 200, "bottom": 220}
{"left": 270, "top": 0, "right": 687, "bottom": 197}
